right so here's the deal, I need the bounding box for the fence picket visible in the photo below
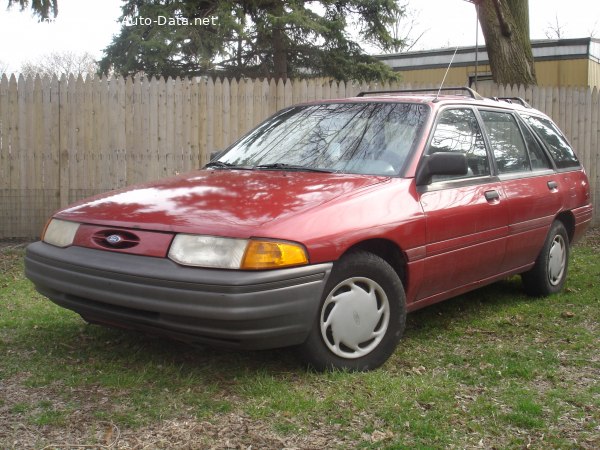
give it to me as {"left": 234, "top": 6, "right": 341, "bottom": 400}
{"left": 214, "top": 78, "right": 223, "bottom": 152}
{"left": 189, "top": 78, "right": 201, "bottom": 169}
{"left": 221, "top": 78, "right": 230, "bottom": 150}
{"left": 173, "top": 81, "right": 183, "bottom": 169}
{"left": 252, "top": 79, "right": 262, "bottom": 128}
{"left": 229, "top": 78, "right": 239, "bottom": 143}
{"left": 591, "top": 88, "right": 599, "bottom": 222}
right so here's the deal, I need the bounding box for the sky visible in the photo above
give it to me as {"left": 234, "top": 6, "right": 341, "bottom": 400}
{"left": 0, "top": 0, "right": 599, "bottom": 74}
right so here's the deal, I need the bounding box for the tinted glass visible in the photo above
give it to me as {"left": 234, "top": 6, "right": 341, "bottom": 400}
{"left": 219, "top": 102, "right": 429, "bottom": 176}
{"left": 521, "top": 114, "right": 580, "bottom": 169}
{"left": 427, "top": 108, "right": 489, "bottom": 178}
{"left": 518, "top": 117, "right": 552, "bottom": 170}
{"left": 480, "top": 110, "right": 528, "bottom": 173}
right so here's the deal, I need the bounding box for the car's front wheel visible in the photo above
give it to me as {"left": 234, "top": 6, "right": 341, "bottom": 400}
{"left": 522, "top": 220, "right": 570, "bottom": 296}
{"left": 299, "top": 251, "right": 406, "bottom": 371}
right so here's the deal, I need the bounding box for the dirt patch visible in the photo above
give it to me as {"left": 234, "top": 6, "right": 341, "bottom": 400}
{"left": 109, "top": 414, "right": 354, "bottom": 450}
{"left": 0, "top": 375, "right": 357, "bottom": 449}
{"left": 577, "top": 226, "right": 600, "bottom": 252}
{"left": 0, "top": 240, "right": 29, "bottom": 251}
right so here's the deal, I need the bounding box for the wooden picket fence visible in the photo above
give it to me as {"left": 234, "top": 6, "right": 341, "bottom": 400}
{"left": 0, "top": 74, "right": 598, "bottom": 239}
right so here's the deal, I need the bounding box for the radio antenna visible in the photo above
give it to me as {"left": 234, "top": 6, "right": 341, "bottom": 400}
{"left": 474, "top": 2, "right": 480, "bottom": 90}
{"left": 435, "top": 46, "right": 460, "bottom": 101}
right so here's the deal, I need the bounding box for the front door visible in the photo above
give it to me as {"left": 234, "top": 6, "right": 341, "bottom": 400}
{"left": 417, "top": 108, "right": 509, "bottom": 301}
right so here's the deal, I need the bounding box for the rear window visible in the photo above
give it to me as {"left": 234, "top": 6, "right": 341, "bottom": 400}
{"left": 520, "top": 114, "right": 580, "bottom": 169}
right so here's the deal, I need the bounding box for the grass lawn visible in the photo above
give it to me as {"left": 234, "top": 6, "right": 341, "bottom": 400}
{"left": 1, "top": 232, "right": 598, "bottom": 449}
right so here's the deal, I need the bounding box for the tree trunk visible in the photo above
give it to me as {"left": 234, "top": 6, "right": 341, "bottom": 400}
{"left": 478, "top": 0, "right": 537, "bottom": 86}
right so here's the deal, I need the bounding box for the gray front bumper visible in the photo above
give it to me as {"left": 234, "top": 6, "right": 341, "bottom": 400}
{"left": 25, "top": 242, "right": 333, "bottom": 349}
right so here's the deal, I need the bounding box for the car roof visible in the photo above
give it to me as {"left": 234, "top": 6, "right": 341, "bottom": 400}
{"left": 304, "top": 87, "right": 539, "bottom": 115}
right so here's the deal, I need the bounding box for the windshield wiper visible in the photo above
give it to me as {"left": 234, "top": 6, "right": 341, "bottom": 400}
{"left": 204, "top": 161, "right": 251, "bottom": 170}
{"left": 253, "top": 163, "right": 334, "bottom": 173}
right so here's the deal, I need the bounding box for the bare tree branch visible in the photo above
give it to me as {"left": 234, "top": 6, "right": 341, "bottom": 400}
{"left": 375, "top": 1, "right": 426, "bottom": 54}
{"left": 20, "top": 51, "right": 98, "bottom": 78}
{"left": 544, "top": 14, "right": 565, "bottom": 39}
{"left": 588, "top": 20, "right": 598, "bottom": 38}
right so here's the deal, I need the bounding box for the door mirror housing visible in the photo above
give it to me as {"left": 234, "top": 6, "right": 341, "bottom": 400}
{"left": 416, "top": 152, "right": 468, "bottom": 186}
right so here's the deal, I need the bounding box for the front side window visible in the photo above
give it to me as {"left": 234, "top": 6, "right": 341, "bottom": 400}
{"left": 521, "top": 114, "right": 580, "bottom": 169}
{"left": 427, "top": 108, "right": 490, "bottom": 179}
{"left": 218, "top": 102, "right": 429, "bottom": 176}
{"left": 480, "top": 110, "right": 529, "bottom": 174}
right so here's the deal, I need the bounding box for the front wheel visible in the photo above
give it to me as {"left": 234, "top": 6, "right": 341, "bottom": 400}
{"left": 298, "top": 251, "right": 406, "bottom": 371}
{"left": 522, "top": 220, "right": 570, "bottom": 296}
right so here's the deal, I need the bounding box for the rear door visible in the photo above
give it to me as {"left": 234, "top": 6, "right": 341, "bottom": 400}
{"left": 478, "top": 109, "right": 562, "bottom": 272}
{"left": 416, "top": 107, "right": 508, "bottom": 301}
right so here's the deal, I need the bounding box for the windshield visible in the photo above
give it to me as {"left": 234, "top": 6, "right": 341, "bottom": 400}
{"left": 216, "top": 102, "right": 429, "bottom": 176}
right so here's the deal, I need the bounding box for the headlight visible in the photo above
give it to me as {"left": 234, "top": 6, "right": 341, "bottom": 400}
{"left": 168, "top": 235, "right": 248, "bottom": 269}
{"left": 168, "top": 235, "right": 308, "bottom": 270}
{"left": 42, "top": 219, "right": 80, "bottom": 247}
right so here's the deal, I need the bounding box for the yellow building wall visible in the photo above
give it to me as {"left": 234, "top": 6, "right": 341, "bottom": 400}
{"left": 396, "top": 58, "right": 596, "bottom": 88}
{"left": 535, "top": 59, "right": 589, "bottom": 87}
{"left": 588, "top": 59, "right": 600, "bottom": 88}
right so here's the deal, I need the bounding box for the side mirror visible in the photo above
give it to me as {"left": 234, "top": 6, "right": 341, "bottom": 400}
{"left": 415, "top": 152, "right": 468, "bottom": 186}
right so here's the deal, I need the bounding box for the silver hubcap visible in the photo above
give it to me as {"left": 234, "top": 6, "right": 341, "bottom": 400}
{"left": 320, "top": 277, "right": 390, "bottom": 359}
{"left": 548, "top": 234, "right": 566, "bottom": 286}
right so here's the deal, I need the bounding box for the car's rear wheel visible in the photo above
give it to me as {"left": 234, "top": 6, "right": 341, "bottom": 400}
{"left": 522, "top": 220, "right": 570, "bottom": 296}
{"left": 299, "top": 250, "right": 406, "bottom": 371}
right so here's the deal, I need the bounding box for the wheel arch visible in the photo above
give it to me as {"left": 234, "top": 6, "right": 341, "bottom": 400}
{"left": 342, "top": 239, "right": 408, "bottom": 287}
{"left": 555, "top": 211, "right": 575, "bottom": 243}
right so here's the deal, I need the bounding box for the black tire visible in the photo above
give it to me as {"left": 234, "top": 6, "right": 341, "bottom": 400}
{"left": 298, "top": 250, "right": 406, "bottom": 371}
{"left": 522, "top": 220, "right": 570, "bottom": 297}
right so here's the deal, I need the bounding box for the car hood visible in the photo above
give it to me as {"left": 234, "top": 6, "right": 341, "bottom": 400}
{"left": 56, "top": 169, "right": 389, "bottom": 237}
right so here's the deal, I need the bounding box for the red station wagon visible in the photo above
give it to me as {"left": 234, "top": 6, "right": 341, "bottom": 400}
{"left": 25, "top": 88, "right": 593, "bottom": 371}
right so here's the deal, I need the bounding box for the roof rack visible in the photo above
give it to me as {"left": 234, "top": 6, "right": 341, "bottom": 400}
{"left": 356, "top": 86, "right": 484, "bottom": 100}
{"left": 489, "top": 97, "right": 532, "bottom": 108}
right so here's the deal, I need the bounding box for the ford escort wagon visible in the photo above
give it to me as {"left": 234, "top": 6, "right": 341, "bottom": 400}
{"left": 25, "top": 87, "right": 593, "bottom": 371}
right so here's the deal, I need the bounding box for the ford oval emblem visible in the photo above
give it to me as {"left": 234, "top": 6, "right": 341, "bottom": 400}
{"left": 106, "top": 234, "right": 123, "bottom": 245}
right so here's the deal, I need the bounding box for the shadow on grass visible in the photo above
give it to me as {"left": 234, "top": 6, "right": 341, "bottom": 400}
{"left": 10, "top": 312, "right": 302, "bottom": 384}
{"left": 405, "top": 276, "right": 529, "bottom": 334}
{"left": 8, "top": 276, "right": 534, "bottom": 383}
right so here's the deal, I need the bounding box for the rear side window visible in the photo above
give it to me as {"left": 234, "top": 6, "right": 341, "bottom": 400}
{"left": 518, "top": 119, "right": 552, "bottom": 170}
{"left": 480, "top": 110, "right": 529, "bottom": 173}
{"left": 521, "top": 115, "right": 580, "bottom": 169}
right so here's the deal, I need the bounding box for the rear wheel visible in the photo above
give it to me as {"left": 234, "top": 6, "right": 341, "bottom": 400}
{"left": 522, "top": 221, "right": 570, "bottom": 296}
{"left": 299, "top": 251, "right": 406, "bottom": 371}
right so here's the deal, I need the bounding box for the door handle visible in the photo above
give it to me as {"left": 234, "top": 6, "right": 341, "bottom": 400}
{"left": 547, "top": 181, "right": 558, "bottom": 190}
{"left": 484, "top": 190, "right": 500, "bottom": 202}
